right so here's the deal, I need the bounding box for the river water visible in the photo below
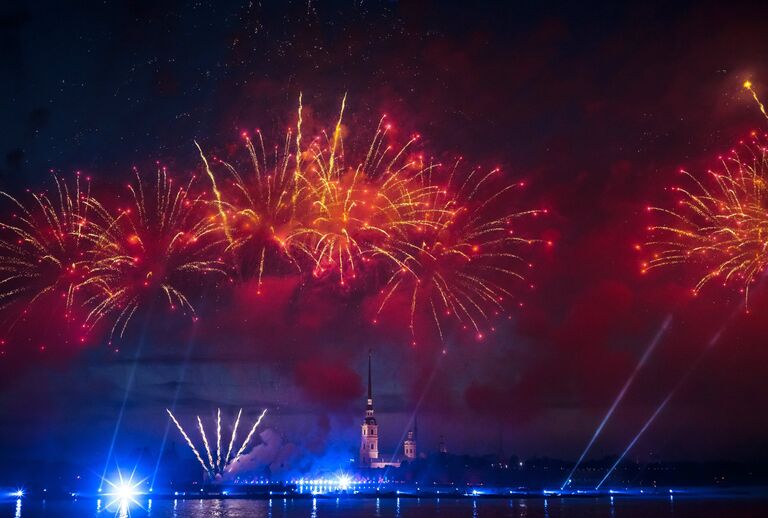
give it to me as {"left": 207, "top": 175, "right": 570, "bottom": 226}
{"left": 3, "top": 495, "right": 768, "bottom": 517}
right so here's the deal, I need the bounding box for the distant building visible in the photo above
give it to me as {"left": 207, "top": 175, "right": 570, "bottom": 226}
{"left": 359, "top": 351, "right": 415, "bottom": 469}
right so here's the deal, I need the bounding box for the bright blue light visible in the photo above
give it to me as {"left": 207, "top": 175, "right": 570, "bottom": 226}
{"left": 336, "top": 474, "right": 352, "bottom": 490}
{"left": 103, "top": 469, "right": 146, "bottom": 512}
{"left": 12, "top": 490, "right": 23, "bottom": 498}
{"left": 115, "top": 483, "right": 138, "bottom": 500}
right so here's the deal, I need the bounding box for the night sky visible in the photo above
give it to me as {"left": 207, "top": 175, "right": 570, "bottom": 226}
{"left": 2, "top": 0, "right": 768, "bottom": 482}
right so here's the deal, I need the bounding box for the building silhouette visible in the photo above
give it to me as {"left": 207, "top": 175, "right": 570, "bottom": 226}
{"left": 358, "top": 350, "right": 417, "bottom": 469}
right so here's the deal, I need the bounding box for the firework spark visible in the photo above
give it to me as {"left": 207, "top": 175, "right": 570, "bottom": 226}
{"left": 166, "top": 408, "right": 267, "bottom": 479}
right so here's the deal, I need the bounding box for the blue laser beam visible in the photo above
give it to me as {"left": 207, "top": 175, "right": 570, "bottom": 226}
{"left": 560, "top": 314, "right": 672, "bottom": 490}
{"left": 595, "top": 300, "right": 744, "bottom": 490}
{"left": 595, "top": 385, "right": 677, "bottom": 489}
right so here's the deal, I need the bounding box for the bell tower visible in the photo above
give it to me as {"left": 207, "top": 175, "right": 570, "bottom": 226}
{"left": 360, "top": 350, "right": 379, "bottom": 466}
{"left": 404, "top": 414, "right": 417, "bottom": 460}
{"left": 403, "top": 430, "right": 416, "bottom": 460}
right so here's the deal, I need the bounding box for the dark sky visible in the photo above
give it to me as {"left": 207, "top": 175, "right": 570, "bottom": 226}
{"left": 1, "top": 0, "right": 768, "bottom": 479}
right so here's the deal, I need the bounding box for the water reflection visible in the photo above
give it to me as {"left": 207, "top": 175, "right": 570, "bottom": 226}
{"left": 519, "top": 498, "right": 528, "bottom": 518}
{"left": 0, "top": 495, "right": 764, "bottom": 517}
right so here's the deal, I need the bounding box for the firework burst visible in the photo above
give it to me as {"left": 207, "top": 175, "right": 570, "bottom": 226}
{"left": 195, "top": 100, "right": 311, "bottom": 292}
{"left": 82, "top": 168, "right": 227, "bottom": 341}
{"left": 195, "top": 95, "right": 546, "bottom": 343}
{"left": 0, "top": 95, "right": 546, "bottom": 349}
{"left": 201, "top": 95, "right": 446, "bottom": 289}
{"left": 287, "top": 95, "right": 443, "bottom": 286}
{"left": 374, "top": 160, "right": 548, "bottom": 343}
{"left": 0, "top": 173, "right": 93, "bottom": 332}
{"left": 645, "top": 135, "right": 768, "bottom": 305}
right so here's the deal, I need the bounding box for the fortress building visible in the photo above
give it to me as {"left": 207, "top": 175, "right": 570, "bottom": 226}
{"left": 359, "top": 351, "right": 417, "bottom": 469}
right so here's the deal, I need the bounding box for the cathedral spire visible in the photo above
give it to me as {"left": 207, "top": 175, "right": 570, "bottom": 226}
{"left": 367, "top": 348, "right": 372, "bottom": 401}
{"left": 366, "top": 349, "right": 375, "bottom": 416}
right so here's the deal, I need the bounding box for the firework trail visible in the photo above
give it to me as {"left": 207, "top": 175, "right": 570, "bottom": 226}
{"left": 165, "top": 409, "right": 209, "bottom": 474}
{"left": 197, "top": 416, "right": 215, "bottom": 473}
{"left": 744, "top": 81, "right": 768, "bottom": 121}
{"left": 230, "top": 408, "right": 268, "bottom": 467}
{"left": 82, "top": 168, "right": 226, "bottom": 341}
{"left": 166, "top": 408, "right": 267, "bottom": 479}
{"left": 216, "top": 408, "right": 221, "bottom": 469}
{"left": 0, "top": 173, "right": 93, "bottom": 329}
{"left": 224, "top": 408, "right": 242, "bottom": 469}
